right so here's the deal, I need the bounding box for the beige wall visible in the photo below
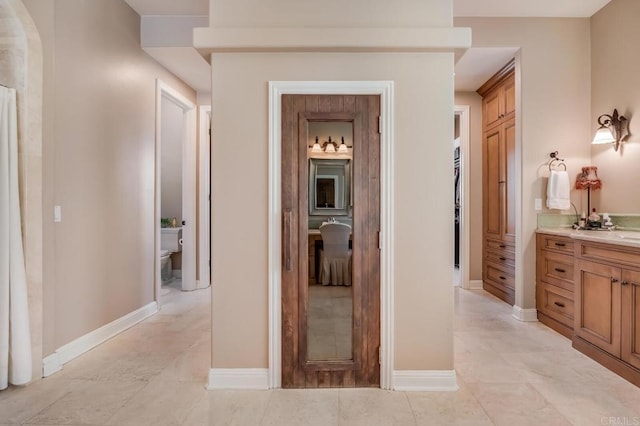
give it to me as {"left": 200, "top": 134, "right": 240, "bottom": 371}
{"left": 211, "top": 52, "right": 455, "bottom": 371}
{"left": 455, "top": 18, "right": 592, "bottom": 309}
{"left": 208, "top": 0, "right": 457, "bottom": 372}
{"left": 454, "top": 91, "right": 483, "bottom": 282}
{"left": 22, "top": 0, "right": 196, "bottom": 353}
{"left": 591, "top": 0, "right": 640, "bottom": 213}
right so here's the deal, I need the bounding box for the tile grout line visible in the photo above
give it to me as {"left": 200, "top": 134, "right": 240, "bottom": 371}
{"left": 402, "top": 390, "right": 419, "bottom": 426}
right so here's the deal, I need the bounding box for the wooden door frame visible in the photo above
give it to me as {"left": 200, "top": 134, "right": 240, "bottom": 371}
{"left": 268, "top": 81, "right": 394, "bottom": 389}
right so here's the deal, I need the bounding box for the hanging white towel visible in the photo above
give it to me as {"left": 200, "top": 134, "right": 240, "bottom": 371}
{"left": 546, "top": 170, "right": 571, "bottom": 210}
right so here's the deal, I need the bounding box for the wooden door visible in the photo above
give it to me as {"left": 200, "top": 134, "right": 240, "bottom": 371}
{"left": 483, "top": 88, "right": 502, "bottom": 129}
{"left": 622, "top": 269, "right": 640, "bottom": 370}
{"left": 281, "top": 94, "right": 381, "bottom": 388}
{"left": 575, "top": 259, "right": 621, "bottom": 357}
{"left": 483, "top": 126, "right": 502, "bottom": 240}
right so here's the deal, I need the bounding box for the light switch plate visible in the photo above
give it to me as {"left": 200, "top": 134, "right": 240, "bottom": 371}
{"left": 534, "top": 198, "right": 542, "bottom": 211}
{"left": 54, "top": 205, "right": 61, "bottom": 222}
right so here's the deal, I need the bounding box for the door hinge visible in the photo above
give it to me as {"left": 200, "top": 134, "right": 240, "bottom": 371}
{"left": 378, "top": 116, "right": 382, "bottom": 134}
{"left": 378, "top": 346, "right": 382, "bottom": 365}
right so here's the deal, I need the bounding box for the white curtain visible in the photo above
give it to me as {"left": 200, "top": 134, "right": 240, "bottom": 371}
{"left": 0, "top": 85, "right": 32, "bottom": 390}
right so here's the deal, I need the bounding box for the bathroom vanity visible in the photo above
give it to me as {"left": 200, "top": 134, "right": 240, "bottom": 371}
{"left": 537, "top": 229, "right": 640, "bottom": 387}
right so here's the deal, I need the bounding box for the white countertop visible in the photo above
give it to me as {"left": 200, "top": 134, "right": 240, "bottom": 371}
{"left": 537, "top": 228, "right": 640, "bottom": 249}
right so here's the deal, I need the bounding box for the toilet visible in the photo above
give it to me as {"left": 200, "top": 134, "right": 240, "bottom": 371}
{"left": 160, "top": 227, "right": 182, "bottom": 284}
{"left": 160, "top": 250, "right": 172, "bottom": 283}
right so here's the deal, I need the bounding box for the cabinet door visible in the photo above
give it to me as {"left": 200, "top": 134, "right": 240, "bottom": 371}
{"left": 483, "top": 88, "right": 503, "bottom": 129}
{"left": 503, "top": 118, "right": 516, "bottom": 242}
{"left": 575, "top": 260, "right": 621, "bottom": 357}
{"left": 622, "top": 270, "right": 640, "bottom": 370}
{"left": 503, "top": 75, "right": 516, "bottom": 118}
{"left": 484, "top": 127, "right": 502, "bottom": 239}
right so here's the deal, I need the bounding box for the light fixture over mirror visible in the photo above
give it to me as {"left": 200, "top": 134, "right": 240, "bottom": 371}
{"left": 592, "top": 108, "right": 630, "bottom": 152}
{"left": 309, "top": 135, "right": 351, "bottom": 155}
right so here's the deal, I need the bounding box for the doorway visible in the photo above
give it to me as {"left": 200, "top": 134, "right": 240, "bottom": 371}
{"left": 155, "top": 80, "right": 197, "bottom": 298}
{"left": 280, "top": 94, "right": 381, "bottom": 388}
{"left": 454, "top": 105, "right": 470, "bottom": 290}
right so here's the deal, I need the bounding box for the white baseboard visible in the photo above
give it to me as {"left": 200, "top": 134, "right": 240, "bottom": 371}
{"left": 512, "top": 305, "right": 538, "bottom": 322}
{"left": 41, "top": 301, "right": 159, "bottom": 377}
{"left": 42, "top": 353, "right": 62, "bottom": 377}
{"left": 393, "top": 370, "right": 459, "bottom": 391}
{"left": 207, "top": 368, "right": 269, "bottom": 390}
{"left": 468, "top": 280, "right": 483, "bottom": 290}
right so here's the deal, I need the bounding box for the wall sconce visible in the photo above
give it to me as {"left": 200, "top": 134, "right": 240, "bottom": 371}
{"left": 592, "top": 108, "right": 630, "bottom": 152}
{"left": 309, "top": 136, "right": 351, "bottom": 154}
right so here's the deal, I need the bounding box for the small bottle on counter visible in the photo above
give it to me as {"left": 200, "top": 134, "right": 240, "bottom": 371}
{"left": 580, "top": 212, "right": 587, "bottom": 228}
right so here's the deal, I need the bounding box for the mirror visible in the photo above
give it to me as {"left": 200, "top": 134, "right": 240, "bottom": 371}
{"left": 309, "top": 159, "right": 350, "bottom": 216}
{"left": 306, "top": 120, "right": 354, "bottom": 363}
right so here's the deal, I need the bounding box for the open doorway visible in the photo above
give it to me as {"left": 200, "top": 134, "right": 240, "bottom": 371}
{"left": 155, "top": 80, "right": 197, "bottom": 300}
{"left": 454, "top": 105, "right": 470, "bottom": 289}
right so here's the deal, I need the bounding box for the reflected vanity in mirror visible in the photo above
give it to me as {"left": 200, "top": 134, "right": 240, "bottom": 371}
{"left": 309, "top": 159, "right": 351, "bottom": 216}
{"left": 306, "top": 122, "right": 354, "bottom": 363}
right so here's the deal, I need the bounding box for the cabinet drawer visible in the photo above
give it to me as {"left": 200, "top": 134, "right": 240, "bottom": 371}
{"left": 485, "top": 239, "right": 515, "bottom": 253}
{"left": 486, "top": 262, "right": 515, "bottom": 291}
{"left": 537, "top": 282, "right": 574, "bottom": 329}
{"left": 538, "top": 251, "right": 574, "bottom": 291}
{"left": 540, "top": 234, "right": 574, "bottom": 254}
{"left": 486, "top": 248, "right": 515, "bottom": 268}
{"left": 578, "top": 241, "right": 640, "bottom": 268}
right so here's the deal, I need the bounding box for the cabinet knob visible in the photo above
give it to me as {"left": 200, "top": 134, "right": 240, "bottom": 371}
{"left": 499, "top": 275, "right": 506, "bottom": 280}
{"left": 499, "top": 244, "right": 506, "bottom": 248}
{"left": 622, "top": 280, "right": 629, "bottom": 286}
{"left": 611, "top": 277, "right": 619, "bottom": 284}
{"left": 499, "top": 257, "right": 507, "bottom": 261}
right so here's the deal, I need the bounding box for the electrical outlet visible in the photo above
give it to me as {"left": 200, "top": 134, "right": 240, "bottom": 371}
{"left": 534, "top": 198, "right": 542, "bottom": 211}
{"left": 54, "top": 205, "right": 62, "bottom": 222}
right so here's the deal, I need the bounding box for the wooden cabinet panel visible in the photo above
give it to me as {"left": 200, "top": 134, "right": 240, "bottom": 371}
{"left": 503, "top": 119, "right": 516, "bottom": 242}
{"left": 536, "top": 233, "right": 575, "bottom": 338}
{"left": 484, "top": 128, "right": 502, "bottom": 239}
{"left": 486, "top": 238, "right": 514, "bottom": 253}
{"left": 538, "top": 250, "right": 574, "bottom": 291}
{"left": 579, "top": 241, "right": 640, "bottom": 268}
{"left": 622, "top": 270, "right": 640, "bottom": 370}
{"left": 575, "top": 259, "right": 621, "bottom": 357}
{"left": 504, "top": 75, "right": 516, "bottom": 118}
{"left": 486, "top": 247, "right": 515, "bottom": 268}
{"left": 483, "top": 89, "right": 502, "bottom": 129}
{"left": 542, "top": 235, "right": 575, "bottom": 254}
{"left": 538, "top": 282, "right": 574, "bottom": 327}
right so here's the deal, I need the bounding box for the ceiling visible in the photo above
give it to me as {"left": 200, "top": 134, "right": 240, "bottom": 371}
{"left": 124, "top": 0, "right": 612, "bottom": 94}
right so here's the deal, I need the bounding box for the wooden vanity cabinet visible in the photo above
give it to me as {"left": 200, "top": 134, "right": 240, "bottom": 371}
{"left": 479, "top": 59, "right": 516, "bottom": 305}
{"left": 573, "top": 240, "right": 640, "bottom": 386}
{"left": 536, "top": 233, "right": 575, "bottom": 338}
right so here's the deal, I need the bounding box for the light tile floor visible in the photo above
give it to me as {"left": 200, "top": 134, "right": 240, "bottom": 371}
{"left": 308, "top": 285, "right": 352, "bottom": 361}
{"left": 1, "top": 284, "right": 640, "bottom": 425}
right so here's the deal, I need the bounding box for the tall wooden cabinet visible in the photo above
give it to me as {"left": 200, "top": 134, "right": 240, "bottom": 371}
{"left": 478, "top": 60, "right": 516, "bottom": 305}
